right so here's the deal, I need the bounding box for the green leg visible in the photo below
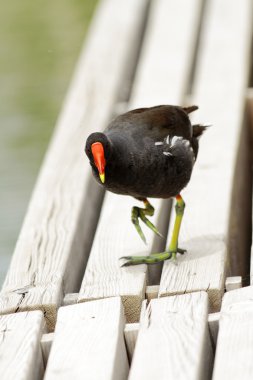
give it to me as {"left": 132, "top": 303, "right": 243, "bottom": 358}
{"left": 131, "top": 199, "right": 162, "bottom": 244}
{"left": 120, "top": 194, "right": 186, "bottom": 267}
{"left": 168, "top": 194, "right": 185, "bottom": 260}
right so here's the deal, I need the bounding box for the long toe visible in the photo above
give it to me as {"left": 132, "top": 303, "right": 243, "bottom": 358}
{"left": 139, "top": 211, "right": 163, "bottom": 238}
{"left": 131, "top": 210, "right": 147, "bottom": 244}
{"left": 120, "top": 252, "right": 172, "bottom": 266}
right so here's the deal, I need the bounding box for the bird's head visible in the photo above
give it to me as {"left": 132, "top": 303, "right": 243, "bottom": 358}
{"left": 85, "top": 132, "right": 111, "bottom": 184}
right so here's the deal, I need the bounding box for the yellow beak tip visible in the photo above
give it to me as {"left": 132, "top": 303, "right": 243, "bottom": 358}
{"left": 99, "top": 173, "right": 105, "bottom": 183}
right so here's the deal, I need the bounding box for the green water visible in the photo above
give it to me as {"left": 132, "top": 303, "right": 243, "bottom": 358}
{"left": 0, "top": 0, "right": 97, "bottom": 285}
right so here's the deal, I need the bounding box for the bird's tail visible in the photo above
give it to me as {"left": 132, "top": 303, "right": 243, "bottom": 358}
{"left": 192, "top": 123, "right": 211, "bottom": 138}
{"left": 183, "top": 105, "right": 198, "bottom": 114}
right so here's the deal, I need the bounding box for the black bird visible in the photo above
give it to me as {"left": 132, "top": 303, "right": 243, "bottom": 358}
{"left": 85, "top": 105, "right": 207, "bottom": 266}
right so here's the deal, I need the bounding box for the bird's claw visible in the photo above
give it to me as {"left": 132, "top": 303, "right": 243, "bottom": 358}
{"left": 120, "top": 256, "right": 147, "bottom": 267}
{"left": 177, "top": 247, "right": 187, "bottom": 255}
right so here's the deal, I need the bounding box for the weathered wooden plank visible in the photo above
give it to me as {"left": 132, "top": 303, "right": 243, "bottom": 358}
{"left": 41, "top": 320, "right": 140, "bottom": 366}
{"left": 247, "top": 89, "right": 253, "bottom": 285}
{"left": 62, "top": 293, "right": 78, "bottom": 306}
{"left": 129, "top": 292, "right": 213, "bottom": 380}
{"left": 213, "top": 286, "right": 253, "bottom": 380}
{"left": 225, "top": 276, "right": 242, "bottom": 292}
{"left": 124, "top": 323, "right": 139, "bottom": 362}
{"left": 41, "top": 332, "right": 54, "bottom": 366}
{"left": 0, "top": 0, "right": 148, "bottom": 331}
{"left": 129, "top": 0, "right": 202, "bottom": 107}
{"left": 44, "top": 297, "right": 128, "bottom": 380}
{"left": 140, "top": 299, "right": 147, "bottom": 322}
{"left": 78, "top": 0, "right": 203, "bottom": 322}
{"left": 208, "top": 312, "right": 220, "bottom": 348}
{"left": 159, "top": 0, "right": 252, "bottom": 311}
{"left": 145, "top": 285, "right": 159, "bottom": 301}
{"left": 220, "top": 285, "right": 253, "bottom": 308}
{"left": 0, "top": 311, "right": 45, "bottom": 380}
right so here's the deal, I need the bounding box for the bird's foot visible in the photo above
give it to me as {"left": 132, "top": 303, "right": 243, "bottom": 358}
{"left": 132, "top": 204, "right": 162, "bottom": 244}
{"left": 120, "top": 247, "right": 186, "bottom": 267}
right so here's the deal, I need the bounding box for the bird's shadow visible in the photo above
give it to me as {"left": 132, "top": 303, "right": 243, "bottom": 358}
{"left": 175, "top": 234, "right": 226, "bottom": 263}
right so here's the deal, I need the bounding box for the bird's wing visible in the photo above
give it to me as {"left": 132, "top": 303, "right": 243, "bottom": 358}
{"left": 106, "top": 105, "right": 193, "bottom": 140}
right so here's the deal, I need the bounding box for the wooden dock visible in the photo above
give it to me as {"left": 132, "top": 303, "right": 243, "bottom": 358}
{"left": 1, "top": 0, "right": 253, "bottom": 378}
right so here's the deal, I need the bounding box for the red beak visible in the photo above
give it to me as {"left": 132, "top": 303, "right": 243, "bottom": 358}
{"left": 91, "top": 142, "right": 106, "bottom": 183}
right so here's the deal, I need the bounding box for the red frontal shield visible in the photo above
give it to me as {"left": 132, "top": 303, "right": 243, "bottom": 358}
{"left": 91, "top": 142, "right": 106, "bottom": 177}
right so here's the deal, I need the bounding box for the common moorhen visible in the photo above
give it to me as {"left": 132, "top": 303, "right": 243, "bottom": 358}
{"left": 85, "top": 105, "right": 207, "bottom": 266}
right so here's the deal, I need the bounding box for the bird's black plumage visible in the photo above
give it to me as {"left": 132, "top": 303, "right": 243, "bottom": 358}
{"left": 85, "top": 105, "right": 206, "bottom": 199}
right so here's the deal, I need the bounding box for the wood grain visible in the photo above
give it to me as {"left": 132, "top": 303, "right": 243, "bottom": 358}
{"left": 124, "top": 323, "right": 139, "bottom": 362}
{"left": 220, "top": 285, "right": 253, "bottom": 310}
{"left": 159, "top": 0, "right": 253, "bottom": 311}
{"left": 129, "top": 292, "right": 213, "bottom": 380}
{"left": 44, "top": 297, "right": 128, "bottom": 380}
{"left": 247, "top": 90, "right": 253, "bottom": 285}
{"left": 41, "top": 332, "right": 54, "bottom": 367}
{"left": 208, "top": 312, "right": 220, "bottom": 348}
{"left": 0, "top": 311, "right": 45, "bottom": 380}
{"left": 0, "top": 0, "right": 148, "bottom": 331}
{"left": 78, "top": 0, "right": 203, "bottom": 322}
{"left": 145, "top": 285, "right": 159, "bottom": 302}
{"left": 62, "top": 293, "right": 78, "bottom": 306}
{"left": 225, "top": 276, "right": 242, "bottom": 292}
{"left": 213, "top": 286, "right": 253, "bottom": 379}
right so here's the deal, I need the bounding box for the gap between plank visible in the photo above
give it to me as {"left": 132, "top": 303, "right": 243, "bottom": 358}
{"left": 228, "top": 98, "right": 253, "bottom": 281}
